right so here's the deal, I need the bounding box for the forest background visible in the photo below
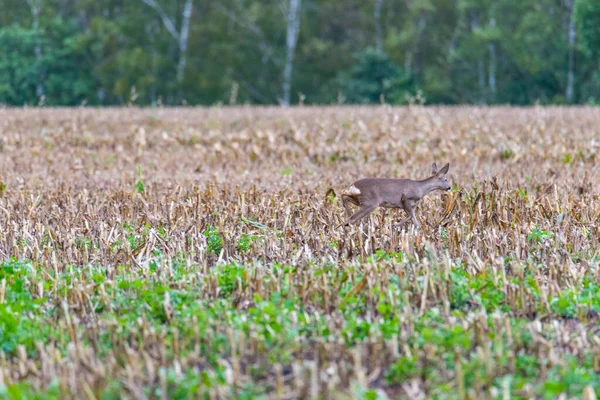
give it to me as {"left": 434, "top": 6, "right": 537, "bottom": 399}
{"left": 1, "top": 0, "right": 600, "bottom": 107}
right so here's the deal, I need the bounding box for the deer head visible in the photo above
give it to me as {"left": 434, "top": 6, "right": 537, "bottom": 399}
{"left": 430, "top": 162, "right": 451, "bottom": 192}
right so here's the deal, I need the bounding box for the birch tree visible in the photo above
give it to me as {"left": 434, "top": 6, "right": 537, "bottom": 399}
{"left": 214, "top": 0, "right": 300, "bottom": 104}
{"left": 280, "top": 0, "right": 302, "bottom": 105}
{"left": 403, "top": 0, "right": 431, "bottom": 79}
{"left": 374, "top": 0, "right": 384, "bottom": 53}
{"left": 488, "top": 16, "right": 497, "bottom": 100}
{"left": 26, "top": 0, "right": 44, "bottom": 99}
{"left": 140, "top": 0, "right": 193, "bottom": 87}
{"left": 565, "top": 0, "right": 576, "bottom": 103}
{"left": 469, "top": 12, "right": 486, "bottom": 103}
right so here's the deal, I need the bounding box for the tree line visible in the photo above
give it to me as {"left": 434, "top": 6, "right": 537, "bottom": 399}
{"left": 1, "top": 0, "right": 599, "bottom": 106}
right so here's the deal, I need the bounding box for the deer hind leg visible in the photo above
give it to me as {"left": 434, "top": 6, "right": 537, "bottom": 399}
{"left": 346, "top": 203, "right": 378, "bottom": 226}
{"left": 341, "top": 194, "right": 360, "bottom": 218}
{"left": 395, "top": 215, "right": 411, "bottom": 229}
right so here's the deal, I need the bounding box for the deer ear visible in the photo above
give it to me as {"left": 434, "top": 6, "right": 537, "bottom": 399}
{"left": 431, "top": 163, "right": 438, "bottom": 175}
{"left": 436, "top": 163, "right": 449, "bottom": 177}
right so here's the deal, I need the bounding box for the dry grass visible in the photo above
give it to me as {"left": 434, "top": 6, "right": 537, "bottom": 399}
{"left": 1, "top": 106, "right": 600, "bottom": 399}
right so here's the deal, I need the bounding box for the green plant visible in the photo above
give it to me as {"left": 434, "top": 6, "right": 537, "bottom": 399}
{"left": 528, "top": 227, "right": 554, "bottom": 243}
{"left": 237, "top": 234, "right": 257, "bottom": 253}
{"left": 204, "top": 225, "right": 223, "bottom": 255}
{"left": 135, "top": 165, "right": 145, "bottom": 193}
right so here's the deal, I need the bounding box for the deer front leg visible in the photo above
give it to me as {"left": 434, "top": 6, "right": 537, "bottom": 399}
{"left": 393, "top": 194, "right": 410, "bottom": 229}
{"left": 403, "top": 199, "right": 421, "bottom": 229}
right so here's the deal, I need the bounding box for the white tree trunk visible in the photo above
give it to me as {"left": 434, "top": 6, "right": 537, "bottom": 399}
{"left": 488, "top": 17, "right": 497, "bottom": 100}
{"left": 177, "top": 0, "right": 193, "bottom": 85}
{"left": 470, "top": 13, "right": 486, "bottom": 103}
{"left": 404, "top": 51, "right": 413, "bottom": 75}
{"left": 282, "top": 0, "right": 302, "bottom": 106}
{"left": 566, "top": 0, "right": 576, "bottom": 103}
{"left": 374, "top": 0, "right": 384, "bottom": 53}
{"left": 27, "top": 0, "right": 44, "bottom": 99}
{"left": 141, "top": 0, "right": 193, "bottom": 90}
{"left": 447, "top": 11, "right": 462, "bottom": 62}
{"left": 478, "top": 57, "right": 486, "bottom": 103}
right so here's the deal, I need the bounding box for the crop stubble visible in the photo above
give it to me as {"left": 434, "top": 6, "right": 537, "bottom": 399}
{"left": 0, "top": 106, "right": 600, "bottom": 398}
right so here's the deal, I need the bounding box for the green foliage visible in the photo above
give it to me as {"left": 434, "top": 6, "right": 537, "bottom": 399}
{"left": 518, "top": 187, "right": 528, "bottom": 199}
{"left": 337, "top": 48, "right": 413, "bottom": 104}
{"left": 575, "top": 0, "right": 600, "bottom": 102}
{"left": 527, "top": 227, "right": 554, "bottom": 243}
{"left": 502, "top": 149, "right": 515, "bottom": 160}
{"left": 386, "top": 356, "right": 419, "bottom": 383}
{"left": 0, "top": 259, "right": 45, "bottom": 355}
{"left": 40, "top": 18, "right": 99, "bottom": 105}
{"left": 1, "top": 253, "right": 600, "bottom": 397}
{"left": 203, "top": 225, "right": 223, "bottom": 255}
{"left": 216, "top": 263, "right": 246, "bottom": 297}
{"left": 237, "top": 234, "right": 257, "bottom": 253}
{"left": 0, "top": 381, "right": 61, "bottom": 400}
{"left": 577, "top": 0, "right": 600, "bottom": 58}
{"left": 134, "top": 165, "right": 145, "bottom": 193}
{"left": 0, "top": 0, "right": 599, "bottom": 105}
{"left": 369, "top": 249, "right": 404, "bottom": 263}
{"left": 0, "top": 27, "right": 43, "bottom": 105}
{"left": 549, "top": 280, "right": 600, "bottom": 318}
{"left": 280, "top": 166, "right": 293, "bottom": 176}
{"left": 0, "top": 19, "right": 98, "bottom": 106}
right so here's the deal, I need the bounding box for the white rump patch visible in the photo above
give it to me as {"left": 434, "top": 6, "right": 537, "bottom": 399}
{"left": 348, "top": 185, "right": 361, "bottom": 195}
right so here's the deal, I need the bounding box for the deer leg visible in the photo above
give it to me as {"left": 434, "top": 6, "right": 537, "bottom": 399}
{"left": 346, "top": 204, "right": 378, "bottom": 226}
{"left": 403, "top": 199, "right": 421, "bottom": 229}
{"left": 395, "top": 215, "right": 411, "bottom": 228}
{"left": 394, "top": 194, "right": 410, "bottom": 229}
{"left": 407, "top": 208, "right": 421, "bottom": 229}
{"left": 341, "top": 194, "right": 360, "bottom": 218}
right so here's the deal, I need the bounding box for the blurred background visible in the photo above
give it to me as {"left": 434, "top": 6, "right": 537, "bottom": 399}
{"left": 0, "top": 0, "right": 599, "bottom": 107}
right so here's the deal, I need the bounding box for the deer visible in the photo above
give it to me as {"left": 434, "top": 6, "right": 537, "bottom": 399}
{"left": 341, "top": 163, "right": 451, "bottom": 229}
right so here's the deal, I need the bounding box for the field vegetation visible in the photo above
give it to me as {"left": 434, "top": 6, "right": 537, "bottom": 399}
{"left": 0, "top": 106, "right": 600, "bottom": 399}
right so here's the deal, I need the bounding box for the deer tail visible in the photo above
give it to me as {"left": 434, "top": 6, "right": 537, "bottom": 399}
{"left": 325, "top": 188, "right": 336, "bottom": 201}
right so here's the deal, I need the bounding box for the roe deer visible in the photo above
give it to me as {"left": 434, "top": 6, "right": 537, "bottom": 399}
{"left": 341, "top": 163, "right": 451, "bottom": 228}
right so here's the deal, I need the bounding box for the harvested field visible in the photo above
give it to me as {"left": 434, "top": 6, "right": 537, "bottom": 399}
{"left": 1, "top": 106, "right": 600, "bottom": 399}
